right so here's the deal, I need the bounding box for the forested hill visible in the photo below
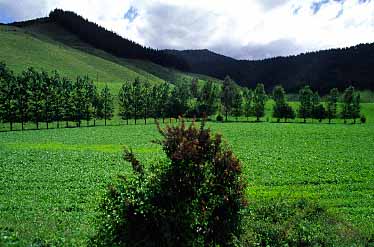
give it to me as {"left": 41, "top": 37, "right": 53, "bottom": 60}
{"left": 9, "top": 9, "right": 189, "bottom": 71}
{"left": 167, "top": 43, "right": 374, "bottom": 93}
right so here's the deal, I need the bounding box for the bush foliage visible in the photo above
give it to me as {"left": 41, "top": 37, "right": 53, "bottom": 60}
{"left": 90, "top": 119, "right": 247, "bottom": 246}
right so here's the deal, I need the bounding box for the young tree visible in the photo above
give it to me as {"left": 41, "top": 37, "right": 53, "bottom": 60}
{"left": 141, "top": 82, "right": 152, "bottom": 125}
{"left": 311, "top": 91, "right": 321, "bottom": 122}
{"left": 313, "top": 104, "right": 326, "bottom": 122}
{"left": 100, "top": 85, "right": 114, "bottom": 126}
{"left": 152, "top": 82, "right": 170, "bottom": 123}
{"left": 298, "top": 85, "right": 313, "bottom": 123}
{"left": 0, "top": 62, "right": 17, "bottom": 131}
{"left": 190, "top": 77, "right": 199, "bottom": 98}
{"left": 352, "top": 92, "right": 361, "bottom": 124}
{"left": 341, "top": 86, "right": 355, "bottom": 124}
{"left": 82, "top": 76, "right": 96, "bottom": 126}
{"left": 220, "top": 76, "right": 236, "bottom": 121}
{"left": 132, "top": 78, "right": 143, "bottom": 125}
{"left": 50, "top": 71, "right": 64, "bottom": 128}
{"left": 16, "top": 70, "right": 31, "bottom": 130}
{"left": 231, "top": 89, "right": 243, "bottom": 121}
{"left": 253, "top": 83, "right": 267, "bottom": 121}
{"left": 118, "top": 82, "right": 132, "bottom": 125}
{"left": 61, "top": 77, "right": 74, "bottom": 127}
{"left": 242, "top": 88, "right": 253, "bottom": 121}
{"left": 326, "top": 88, "right": 339, "bottom": 124}
{"left": 283, "top": 104, "right": 296, "bottom": 122}
{"left": 197, "top": 81, "right": 218, "bottom": 117}
{"left": 27, "top": 68, "right": 44, "bottom": 129}
{"left": 166, "top": 82, "right": 190, "bottom": 120}
{"left": 72, "top": 76, "right": 86, "bottom": 127}
{"left": 41, "top": 71, "right": 56, "bottom": 129}
{"left": 272, "top": 85, "right": 286, "bottom": 122}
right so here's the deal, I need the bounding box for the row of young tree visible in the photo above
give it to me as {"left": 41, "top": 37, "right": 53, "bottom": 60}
{"left": 0, "top": 63, "right": 364, "bottom": 131}
{"left": 0, "top": 63, "right": 114, "bottom": 131}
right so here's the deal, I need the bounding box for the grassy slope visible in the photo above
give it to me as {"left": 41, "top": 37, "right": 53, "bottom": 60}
{"left": 0, "top": 23, "right": 219, "bottom": 94}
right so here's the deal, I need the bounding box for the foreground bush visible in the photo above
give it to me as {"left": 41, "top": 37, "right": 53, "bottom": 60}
{"left": 90, "top": 119, "right": 247, "bottom": 246}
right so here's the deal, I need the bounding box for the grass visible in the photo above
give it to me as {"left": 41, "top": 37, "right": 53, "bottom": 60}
{"left": 1, "top": 108, "right": 374, "bottom": 245}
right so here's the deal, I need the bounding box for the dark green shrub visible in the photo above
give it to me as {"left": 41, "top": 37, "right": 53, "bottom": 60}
{"left": 361, "top": 115, "right": 367, "bottom": 124}
{"left": 216, "top": 114, "right": 223, "bottom": 122}
{"left": 90, "top": 119, "right": 247, "bottom": 246}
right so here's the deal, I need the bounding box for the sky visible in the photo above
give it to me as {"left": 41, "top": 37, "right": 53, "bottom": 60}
{"left": 0, "top": 0, "right": 373, "bottom": 60}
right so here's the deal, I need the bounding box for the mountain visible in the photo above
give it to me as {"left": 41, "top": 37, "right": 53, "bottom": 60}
{"left": 167, "top": 44, "right": 374, "bottom": 93}
{"left": 2, "top": 9, "right": 374, "bottom": 93}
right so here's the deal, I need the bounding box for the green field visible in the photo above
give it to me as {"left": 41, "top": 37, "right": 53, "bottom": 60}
{"left": 1, "top": 103, "right": 374, "bottom": 245}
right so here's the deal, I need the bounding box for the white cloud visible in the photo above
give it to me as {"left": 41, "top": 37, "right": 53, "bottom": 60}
{"left": 0, "top": 0, "right": 373, "bottom": 59}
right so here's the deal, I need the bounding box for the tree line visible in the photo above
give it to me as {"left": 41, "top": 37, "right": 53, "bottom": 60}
{"left": 0, "top": 63, "right": 114, "bottom": 131}
{"left": 0, "top": 63, "right": 364, "bottom": 131}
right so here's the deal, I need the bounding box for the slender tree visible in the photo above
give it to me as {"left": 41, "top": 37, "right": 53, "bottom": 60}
{"left": 0, "top": 62, "right": 17, "bottom": 131}
{"left": 72, "top": 76, "right": 86, "bottom": 127}
{"left": 352, "top": 92, "right": 361, "bottom": 124}
{"left": 242, "top": 88, "right": 253, "bottom": 121}
{"left": 50, "top": 71, "right": 64, "bottom": 128}
{"left": 272, "top": 85, "right": 286, "bottom": 122}
{"left": 231, "top": 89, "right": 243, "bottom": 121}
{"left": 298, "top": 85, "right": 313, "bottom": 123}
{"left": 253, "top": 83, "right": 267, "bottom": 121}
{"left": 141, "top": 82, "right": 152, "bottom": 125}
{"left": 61, "top": 77, "right": 74, "bottom": 127}
{"left": 100, "top": 85, "right": 114, "bottom": 126}
{"left": 27, "top": 68, "right": 44, "bottom": 129}
{"left": 82, "top": 76, "right": 96, "bottom": 126}
{"left": 118, "top": 82, "right": 132, "bottom": 125}
{"left": 326, "top": 88, "right": 339, "bottom": 124}
{"left": 197, "top": 81, "right": 218, "bottom": 117}
{"left": 220, "top": 76, "right": 236, "bottom": 121}
{"left": 16, "top": 70, "right": 31, "bottom": 130}
{"left": 341, "top": 86, "right": 355, "bottom": 124}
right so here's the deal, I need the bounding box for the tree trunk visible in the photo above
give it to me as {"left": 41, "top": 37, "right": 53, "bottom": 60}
{"left": 10, "top": 122, "right": 12, "bottom": 131}
{"left": 46, "top": 121, "right": 49, "bottom": 130}
{"left": 225, "top": 110, "right": 228, "bottom": 121}
{"left": 21, "top": 121, "right": 24, "bottom": 131}
{"left": 256, "top": 116, "right": 259, "bottom": 122}
{"left": 66, "top": 121, "right": 69, "bottom": 128}
{"left": 329, "top": 118, "right": 331, "bottom": 124}
{"left": 57, "top": 121, "right": 59, "bottom": 129}
{"left": 105, "top": 117, "right": 107, "bottom": 126}
{"left": 354, "top": 118, "right": 356, "bottom": 124}
{"left": 126, "top": 119, "right": 128, "bottom": 125}
{"left": 36, "top": 121, "right": 39, "bottom": 130}
{"left": 94, "top": 119, "right": 96, "bottom": 127}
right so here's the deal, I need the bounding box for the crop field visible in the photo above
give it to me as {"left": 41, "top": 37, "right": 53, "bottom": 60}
{"left": 1, "top": 104, "right": 374, "bottom": 245}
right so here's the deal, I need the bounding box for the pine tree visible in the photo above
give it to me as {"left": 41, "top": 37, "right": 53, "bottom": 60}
{"left": 298, "top": 85, "right": 313, "bottom": 123}
{"left": 326, "top": 88, "right": 339, "bottom": 124}
{"left": 253, "top": 83, "right": 267, "bottom": 121}
{"left": 132, "top": 78, "right": 143, "bottom": 125}
{"left": 0, "top": 62, "right": 17, "bottom": 131}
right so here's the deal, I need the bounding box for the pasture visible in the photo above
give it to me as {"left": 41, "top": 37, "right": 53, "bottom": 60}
{"left": 1, "top": 105, "right": 374, "bottom": 245}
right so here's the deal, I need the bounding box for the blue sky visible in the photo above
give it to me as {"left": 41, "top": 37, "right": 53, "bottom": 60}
{"left": 0, "top": 0, "right": 373, "bottom": 60}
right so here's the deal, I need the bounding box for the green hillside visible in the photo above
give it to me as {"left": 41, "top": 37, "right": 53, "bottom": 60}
{"left": 0, "top": 23, "right": 219, "bottom": 92}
